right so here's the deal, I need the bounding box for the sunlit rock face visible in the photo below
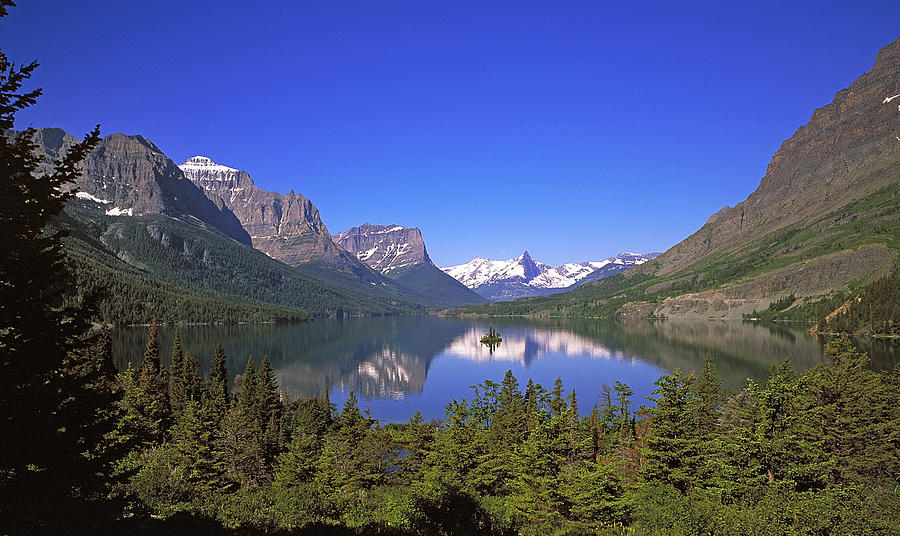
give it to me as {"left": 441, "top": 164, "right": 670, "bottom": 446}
{"left": 180, "top": 156, "right": 356, "bottom": 267}
{"left": 333, "top": 223, "right": 430, "bottom": 273}
{"left": 333, "top": 223, "right": 487, "bottom": 308}
{"left": 29, "top": 129, "right": 250, "bottom": 244}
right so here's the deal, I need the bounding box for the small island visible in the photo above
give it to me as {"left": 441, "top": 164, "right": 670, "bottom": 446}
{"left": 481, "top": 326, "right": 503, "bottom": 350}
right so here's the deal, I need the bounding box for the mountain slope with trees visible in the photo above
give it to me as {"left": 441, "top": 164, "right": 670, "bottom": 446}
{"left": 56, "top": 201, "right": 428, "bottom": 321}
{"left": 455, "top": 37, "right": 900, "bottom": 326}
{"left": 27, "top": 131, "right": 476, "bottom": 319}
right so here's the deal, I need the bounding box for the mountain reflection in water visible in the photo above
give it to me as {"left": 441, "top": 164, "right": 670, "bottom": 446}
{"left": 112, "top": 317, "right": 897, "bottom": 422}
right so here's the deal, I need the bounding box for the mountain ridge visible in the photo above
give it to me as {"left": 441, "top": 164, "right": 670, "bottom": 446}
{"left": 444, "top": 251, "right": 660, "bottom": 301}
{"left": 453, "top": 37, "right": 900, "bottom": 318}
{"left": 333, "top": 222, "right": 487, "bottom": 308}
{"left": 26, "top": 128, "right": 252, "bottom": 245}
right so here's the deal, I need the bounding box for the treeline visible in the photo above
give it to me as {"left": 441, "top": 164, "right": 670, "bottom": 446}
{"left": 60, "top": 204, "right": 424, "bottom": 321}
{"left": 63, "top": 242, "right": 310, "bottom": 325}
{"left": 818, "top": 267, "right": 900, "bottom": 337}
{"left": 743, "top": 265, "right": 899, "bottom": 338}
{"left": 107, "top": 326, "right": 899, "bottom": 535}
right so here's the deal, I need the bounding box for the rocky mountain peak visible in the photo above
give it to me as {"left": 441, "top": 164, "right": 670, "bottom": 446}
{"left": 179, "top": 156, "right": 350, "bottom": 265}
{"left": 649, "top": 36, "right": 900, "bottom": 278}
{"left": 512, "top": 250, "right": 543, "bottom": 280}
{"left": 442, "top": 251, "right": 659, "bottom": 301}
{"left": 180, "top": 155, "right": 238, "bottom": 173}
{"left": 333, "top": 223, "right": 431, "bottom": 273}
{"left": 27, "top": 128, "right": 251, "bottom": 245}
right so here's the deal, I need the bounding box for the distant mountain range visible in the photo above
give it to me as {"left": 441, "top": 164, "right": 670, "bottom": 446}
{"left": 24, "top": 38, "right": 899, "bottom": 324}
{"left": 442, "top": 251, "right": 660, "bottom": 301}
{"left": 456, "top": 37, "right": 900, "bottom": 319}
{"left": 25, "top": 132, "right": 487, "bottom": 322}
{"left": 333, "top": 223, "right": 487, "bottom": 308}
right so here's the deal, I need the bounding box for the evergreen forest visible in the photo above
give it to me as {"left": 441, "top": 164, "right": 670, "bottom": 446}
{"left": 1, "top": 1, "right": 898, "bottom": 534}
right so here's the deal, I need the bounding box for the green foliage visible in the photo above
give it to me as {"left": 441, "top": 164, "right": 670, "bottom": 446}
{"left": 58, "top": 203, "right": 433, "bottom": 324}
{"left": 207, "top": 342, "right": 229, "bottom": 424}
{"left": 820, "top": 266, "right": 900, "bottom": 336}
{"left": 767, "top": 293, "right": 796, "bottom": 312}
{"left": 26, "top": 326, "right": 900, "bottom": 533}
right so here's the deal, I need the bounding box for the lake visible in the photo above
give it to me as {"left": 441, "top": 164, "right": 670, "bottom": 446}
{"left": 111, "top": 316, "right": 898, "bottom": 423}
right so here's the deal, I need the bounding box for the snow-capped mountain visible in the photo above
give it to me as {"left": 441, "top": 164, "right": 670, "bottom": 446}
{"left": 333, "top": 223, "right": 487, "bottom": 308}
{"left": 442, "top": 251, "right": 660, "bottom": 301}
{"left": 333, "top": 223, "right": 430, "bottom": 274}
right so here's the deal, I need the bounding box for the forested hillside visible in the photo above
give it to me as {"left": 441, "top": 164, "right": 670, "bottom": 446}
{"left": 57, "top": 201, "right": 427, "bottom": 323}
{"left": 100, "top": 328, "right": 899, "bottom": 535}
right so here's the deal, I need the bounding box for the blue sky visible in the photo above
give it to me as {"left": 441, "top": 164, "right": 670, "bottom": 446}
{"left": 6, "top": 1, "right": 899, "bottom": 266}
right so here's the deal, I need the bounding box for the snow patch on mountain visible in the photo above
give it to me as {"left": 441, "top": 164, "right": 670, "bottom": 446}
{"left": 75, "top": 191, "right": 111, "bottom": 204}
{"left": 333, "top": 223, "right": 429, "bottom": 274}
{"left": 442, "top": 251, "right": 660, "bottom": 300}
{"left": 105, "top": 206, "right": 134, "bottom": 216}
{"left": 180, "top": 156, "right": 238, "bottom": 175}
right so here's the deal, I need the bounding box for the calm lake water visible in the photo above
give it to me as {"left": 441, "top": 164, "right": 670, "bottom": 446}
{"left": 111, "top": 317, "right": 898, "bottom": 423}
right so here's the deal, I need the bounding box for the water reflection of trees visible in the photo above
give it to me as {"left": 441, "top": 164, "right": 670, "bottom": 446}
{"left": 112, "top": 316, "right": 897, "bottom": 402}
{"left": 112, "top": 317, "right": 470, "bottom": 399}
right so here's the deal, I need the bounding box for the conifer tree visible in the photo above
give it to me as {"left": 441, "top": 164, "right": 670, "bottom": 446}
{"left": 141, "top": 317, "right": 161, "bottom": 377}
{"left": 550, "top": 377, "right": 566, "bottom": 418}
{"left": 217, "top": 403, "right": 265, "bottom": 488}
{"left": 695, "top": 352, "right": 723, "bottom": 433}
{"left": 237, "top": 356, "right": 257, "bottom": 411}
{"left": 494, "top": 370, "right": 527, "bottom": 444}
{"left": 208, "top": 342, "right": 229, "bottom": 417}
{"left": 256, "top": 355, "right": 281, "bottom": 464}
{"left": 613, "top": 380, "right": 633, "bottom": 436}
{"left": 182, "top": 351, "right": 203, "bottom": 404}
{"left": 799, "top": 335, "right": 897, "bottom": 485}
{"left": 397, "top": 410, "right": 435, "bottom": 480}
{"left": 138, "top": 318, "right": 170, "bottom": 442}
{"left": 167, "top": 399, "right": 225, "bottom": 494}
{"left": 0, "top": 3, "right": 107, "bottom": 526}
{"left": 641, "top": 370, "right": 703, "bottom": 493}
{"left": 564, "top": 459, "right": 630, "bottom": 530}
{"left": 168, "top": 326, "right": 186, "bottom": 413}
{"left": 257, "top": 355, "right": 280, "bottom": 428}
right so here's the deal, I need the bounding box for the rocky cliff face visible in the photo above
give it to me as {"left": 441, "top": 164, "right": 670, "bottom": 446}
{"left": 31, "top": 129, "right": 251, "bottom": 245}
{"left": 331, "top": 222, "right": 487, "bottom": 307}
{"left": 332, "top": 223, "right": 431, "bottom": 273}
{"left": 651, "top": 38, "right": 900, "bottom": 277}
{"left": 179, "top": 156, "right": 356, "bottom": 267}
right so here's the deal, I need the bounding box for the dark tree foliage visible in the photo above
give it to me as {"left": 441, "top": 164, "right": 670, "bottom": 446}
{"left": 168, "top": 327, "right": 186, "bottom": 414}
{"left": 0, "top": 2, "right": 117, "bottom": 531}
{"left": 208, "top": 342, "right": 229, "bottom": 417}
{"left": 823, "top": 267, "right": 900, "bottom": 336}
{"left": 102, "top": 327, "right": 900, "bottom": 536}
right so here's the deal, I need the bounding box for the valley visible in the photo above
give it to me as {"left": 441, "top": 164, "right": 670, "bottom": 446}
{"left": 3, "top": 2, "right": 898, "bottom": 533}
